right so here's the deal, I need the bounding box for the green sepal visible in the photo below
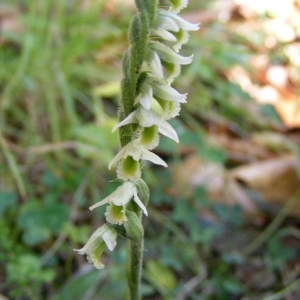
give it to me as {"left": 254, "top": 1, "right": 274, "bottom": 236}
{"left": 134, "top": 0, "right": 149, "bottom": 14}
{"left": 135, "top": 179, "right": 150, "bottom": 206}
{"left": 125, "top": 211, "right": 144, "bottom": 241}
{"left": 122, "top": 50, "right": 131, "bottom": 78}
{"left": 129, "top": 14, "right": 149, "bottom": 73}
{"left": 145, "top": 0, "right": 158, "bottom": 25}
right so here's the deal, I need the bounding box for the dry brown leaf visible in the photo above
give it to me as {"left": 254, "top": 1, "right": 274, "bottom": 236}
{"left": 171, "top": 155, "right": 257, "bottom": 213}
{"left": 231, "top": 155, "right": 300, "bottom": 215}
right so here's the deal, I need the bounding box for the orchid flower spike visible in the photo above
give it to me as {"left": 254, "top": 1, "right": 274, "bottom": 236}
{"left": 76, "top": 0, "right": 198, "bottom": 273}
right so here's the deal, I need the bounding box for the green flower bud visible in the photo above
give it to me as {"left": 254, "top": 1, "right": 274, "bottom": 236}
{"left": 125, "top": 211, "right": 144, "bottom": 241}
{"left": 135, "top": 179, "right": 150, "bottom": 206}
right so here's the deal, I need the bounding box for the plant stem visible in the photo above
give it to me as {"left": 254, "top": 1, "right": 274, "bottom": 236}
{"left": 118, "top": 1, "right": 157, "bottom": 298}
{"left": 128, "top": 233, "right": 144, "bottom": 300}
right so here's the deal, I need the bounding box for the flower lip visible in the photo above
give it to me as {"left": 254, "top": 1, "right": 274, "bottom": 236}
{"left": 117, "top": 156, "right": 141, "bottom": 180}
{"left": 169, "top": 0, "right": 189, "bottom": 13}
{"left": 105, "top": 204, "right": 128, "bottom": 225}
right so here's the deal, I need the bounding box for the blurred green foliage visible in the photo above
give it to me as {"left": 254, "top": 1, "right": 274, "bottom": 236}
{"left": 1, "top": 0, "right": 300, "bottom": 299}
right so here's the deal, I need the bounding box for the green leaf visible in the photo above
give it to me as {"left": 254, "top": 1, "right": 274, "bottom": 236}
{"left": 18, "top": 199, "right": 69, "bottom": 245}
{"left": 7, "top": 254, "right": 54, "bottom": 286}
{"left": 145, "top": 260, "right": 176, "bottom": 296}
{"left": 53, "top": 270, "right": 104, "bottom": 300}
{"left": 0, "top": 191, "right": 17, "bottom": 215}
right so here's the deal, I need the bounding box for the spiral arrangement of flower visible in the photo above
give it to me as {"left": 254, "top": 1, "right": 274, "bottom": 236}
{"left": 75, "top": 0, "right": 198, "bottom": 298}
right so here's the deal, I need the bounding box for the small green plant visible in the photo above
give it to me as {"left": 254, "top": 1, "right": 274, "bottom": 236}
{"left": 74, "top": 0, "right": 198, "bottom": 298}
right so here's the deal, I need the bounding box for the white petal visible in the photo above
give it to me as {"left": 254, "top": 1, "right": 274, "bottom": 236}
{"left": 152, "top": 28, "right": 177, "bottom": 42}
{"left": 89, "top": 198, "right": 110, "bottom": 211}
{"left": 74, "top": 224, "right": 108, "bottom": 253}
{"left": 151, "top": 41, "right": 193, "bottom": 65}
{"left": 160, "top": 10, "right": 200, "bottom": 31}
{"left": 113, "top": 111, "right": 137, "bottom": 132}
{"left": 148, "top": 51, "right": 164, "bottom": 79}
{"left": 133, "top": 190, "right": 148, "bottom": 216}
{"left": 89, "top": 182, "right": 135, "bottom": 210}
{"left": 138, "top": 84, "right": 153, "bottom": 110}
{"left": 101, "top": 225, "right": 117, "bottom": 251}
{"left": 141, "top": 148, "right": 168, "bottom": 167}
{"left": 157, "top": 15, "right": 180, "bottom": 32}
{"left": 137, "top": 108, "right": 159, "bottom": 127}
{"left": 154, "top": 83, "right": 187, "bottom": 103}
{"left": 158, "top": 120, "right": 179, "bottom": 143}
{"left": 109, "top": 182, "right": 135, "bottom": 206}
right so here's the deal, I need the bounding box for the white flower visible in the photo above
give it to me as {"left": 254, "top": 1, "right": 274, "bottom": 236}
{"left": 147, "top": 51, "right": 164, "bottom": 80}
{"left": 153, "top": 81, "right": 187, "bottom": 103}
{"left": 151, "top": 41, "right": 193, "bottom": 65}
{"left": 74, "top": 224, "right": 117, "bottom": 269}
{"left": 89, "top": 181, "right": 148, "bottom": 216}
{"left": 159, "top": 9, "right": 199, "bottom": 32}
{"left": 157, "top": 13, "right": 180, "bottom": 32}
{"left": 135, "top": 81, "right": 153, "bottom": 110}
{"left": 135, "top": 79, "right": 186, "bottom": 109}
{"left": 169, "top": 0, "right": 189, "bottom": 13}
{"left": 152, "top": 28, "right": 177, "bottom": 42}
{"left": 155, "top": 9, "right": 199, "bottom": 51}
{"left": 108, "top": 139, "right": 167, "bottom": 170}
{"left": 114, "top": 108, "right": 179, "bottom": 143}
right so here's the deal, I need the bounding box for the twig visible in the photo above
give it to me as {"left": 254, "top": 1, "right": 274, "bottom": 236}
{"left": 243, "top": 189, "right": 300, "bottom": 256}
{"left": 262, "top": 277, "right": 300, "bottom": 300}
{"left": 176, "top": 268, "right": 207, "bottom": 300}
{"left": 0, "top": 134, "right": 26, "bottom": 197}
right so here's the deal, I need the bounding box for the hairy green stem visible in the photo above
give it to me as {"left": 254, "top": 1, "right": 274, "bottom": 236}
{"left": 128, "top": 236, "right": 144, "bottom": 300}
{"left": 118, "top": 1, "right": 157, "bottom": 298}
